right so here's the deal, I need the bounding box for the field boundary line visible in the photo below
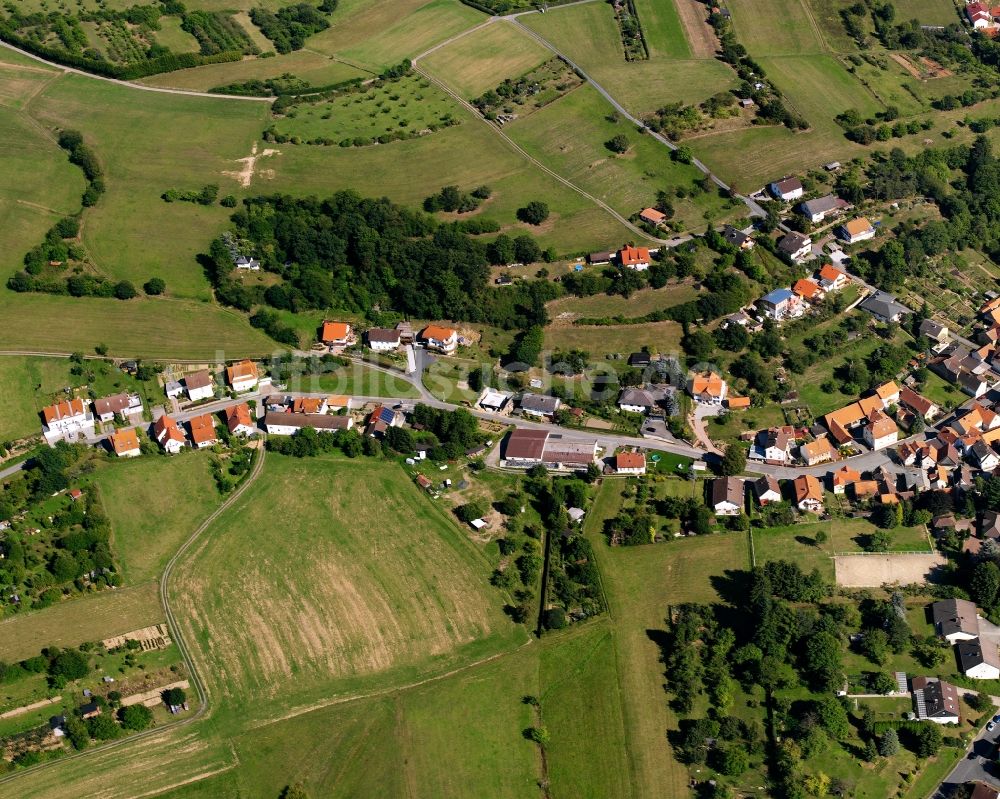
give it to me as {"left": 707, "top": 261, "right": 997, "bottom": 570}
{"left": 831, "top": 549, "right": 936, "bottom": 556}
{"left": 412, "top": 16, "right": 498, "bottom": 62}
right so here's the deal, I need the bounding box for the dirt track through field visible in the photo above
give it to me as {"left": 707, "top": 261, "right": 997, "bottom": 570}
{"left": 672, "top": 0, "right": 719, "bottom": 58}
{"left": 834, "top": 553, "right": 946, "bottom": 587}
{"left": 222, "top": 141, "right": 280, "bottom": 188}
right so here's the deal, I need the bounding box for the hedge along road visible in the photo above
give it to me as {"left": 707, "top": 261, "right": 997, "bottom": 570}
{"left": 0, "top": 443, "right": 267, "bottom": 788}
{"left": 0, "top": 40, "right": 275, "bottom": 102}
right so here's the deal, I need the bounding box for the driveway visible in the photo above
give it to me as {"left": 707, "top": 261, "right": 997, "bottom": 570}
{"left": 689, "top": 405, "right": 724, "bottom": 455}
{"left": 932, "top": 719, "right": 1000, "bottom": 798}
{"left": 979, "top": 617, "right": 1000, "bottom": 654}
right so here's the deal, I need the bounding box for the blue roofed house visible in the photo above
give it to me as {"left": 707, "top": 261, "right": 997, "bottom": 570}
{"left": 758, "top": 288, "right": 803, "bottom": 321}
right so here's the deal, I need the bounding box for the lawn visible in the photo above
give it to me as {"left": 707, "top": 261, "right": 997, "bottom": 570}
{"left": 169, "top": 454, "right": 527, "bottom": 720}
{"left": 522, "top": 2, "right": 738, "bottom": 114}
{"left": 313, "top": 365, "right": 421, "bottom": 398}
{"left": 152, "top": 15, "right": 201, "bottom": 54}
{"left": 728, "top": 0, "right": 825, "bottom": 55}
{"left": 270, "top": 73, "right": 460, "bottom": 145}
{"left": 544, "top": 318, "right": 685, "bottom": 358}
{"left": 891, "top": 0, "right": 962, "bottom": 24}
{"left": 95, "top": 452, "right": 221, "bottom": 584}
{"left": 0, "top": 357, "right": 46, "bottom": 442}
{"left": 0, "top": 582, "right": 163, "bottom": 662}
{"left": 546, "top": 280, "right": 701, "bottom": 320}
{"left": 506, "top": 83, "right": 738, "bottom": 227}
{"left": 421, "top": 19, "right": 552, "bottom": 99}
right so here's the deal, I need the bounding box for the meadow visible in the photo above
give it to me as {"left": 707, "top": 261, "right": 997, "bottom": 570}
{"left": 169, "top": 454, "right": 526, "bottom": 719}
{"left": 545, "top": 318, "right": 685, "bottom": 357}
{"left": 420, "top": 20, "right": 551, "bottom": 100}
{"left": 546, "top": 280, "right": 701, "bottom": 320}
{"left": 727, "top": 0, "right": 825, "bottom": 55}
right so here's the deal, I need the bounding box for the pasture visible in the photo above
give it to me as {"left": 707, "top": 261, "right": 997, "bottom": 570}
{"left": 505, "top": 83, "right": 737, "bottom": 226}
{"left": 96, "top": 452, "right": 221, "bottom": 584}
{"left": 728, "top": 0, "right": 825, "bottom": 55}
{"left": 169, "top": 454, "right": 526, "bottom": 718}
{"left": 633, "top": 0, "right": 690, "bottom": 59}
{"left": 0, "top": 582, "right": 163, "bottom": 662}
{"left": 522, "top": 2, "right": 737, "bottom": 113}
{"left": 420, "top": 20, "right": 551, "bottom": 99}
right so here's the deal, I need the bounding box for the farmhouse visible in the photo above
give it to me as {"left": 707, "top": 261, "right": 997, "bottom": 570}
{"left": 709, "top": 477, "right": 745, "bottom": 515}
{"left": 226, "top": 360, "right": 259, "bottom": 393}
{"left": 859, "top": 291, "right": 910, "bottom": 323}
{"left": 520, "top": 392, "right": 561, "bottom": 419}
{"left": 109, "top": 428, "right": 141, "bottom": 458}
{"left": 769, "top": 176, "right": 804, "bottom": 201}
{"left": 615, "top": 451, "right": 646, "bottom": 475}
{"left": 225, "top": 403, "right": 255, "bottom": 437}
{"left": 618, "top": 245, "right": 651, "bottom": 271}
{"left": 639, "top": 207, "right": 667, "bottom": 227}
{"left": 751, "top": 475, "right": 782, "bottom": 506}
{"left": 817, "top": 264, "right": 848, "bottom": 291}
{"left": 722, "top": 225, "right": 754, "bottom": 250}
{"left": 184, "top": 370, "right": 214, "bottom": 402}
{"left": 420, "top": 325, "right": 458, "bottom": 354}
{"left": 365, "top": 328, "right": 401, "bottom": 352}
{"left": 800, "top": 436, "right": 838, "bottom": 466}
{"left": 41, "top": 398, "right": 91, "bottom": 433}
{"left": 931, "top": 598, "right": 980, "bottom": 642}
{"left": 320, "top": 321, "right": 354, "bottom": 350}
{"left": 776, "top": 232, "right": 813, "bottom": 263}
{"left": 687, "top": 372, "right": 727, "bottom": 405}
{"left": 264, "top": 412, "right": 353, "bottom": 435}
{"left": 500, "top": 428, "right": 598, "bottom": 471}
{"left": 839, "top": 217, "right": 876, "bottom": 244}
{"left": 799, "top": 194, "right": 849, "bottom": 223}
{"left": 94, "top": 392, "right": 143, "bottom": 423}
{"left": 188, "top": 414, "right": 219, "bottom": 449}
{"left": 502, "top": 428, "right": 549, "bottom": 468}
{"left": 793, "top": 474, "right": 824, "bottom": 513}
{"left": 910, "top": 677, "right": 961, "bottom": 724}
{"left": 153, "top": 415, "right": 185, "bottom": 454}
{"left": 758, "top": 288, "right": 802, "bottom": 320}
{"left": 957, "top": 638, "right": 1000, "bottom": 679}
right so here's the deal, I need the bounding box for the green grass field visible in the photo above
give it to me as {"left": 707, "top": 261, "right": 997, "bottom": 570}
{"left": 169, "top": 454, "right": 526, "bottom": 719}
{"left": 545, "top": 318, "right": 684, "bottom": 358}
{"left": 152, "top": 15, "right": 201, "bottom": 54}
{"left": 522, "top": 2, "right": 738, "bottom": 114}
{"left": 96, "top": 452, "right": 222, "bottom": 584}
{"left": 891, "top": 0, "right": 962, "bottom": 25}
{"left": 421, "top": 20, "right": 552, "bottom": 100}
{"left": 0, "top": 357, "right": 46, "bottom": 442}
{"left": 506, "top": 83, "right": 737, "bottom": 226}
{"left": 546, "top": 280, "right": 701, "bottom": 320}
{"left": 0, "top": 582, "right": 163, "bottom": 662}
{"left": 728, "top": 0, "right": 825, "bottom": 55}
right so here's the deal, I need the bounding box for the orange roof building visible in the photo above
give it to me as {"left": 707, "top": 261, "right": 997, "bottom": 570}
{"left": 109, "top": 427, "right": 140, "bottom": 457}
{"left": 792, "top": 279, "right": 822, "bottom": 301}
{"left": 225, "top": 403, "right": 254, "bottom": 435}
{"left": 226, "top": 360, "right": 258, "bottom": 390}
{"left": 618, "top": 245, "right": 651, "bottom": 269}
{"left": 615, "top": 451, "right": 647, "bottom": 473}
{"left": 292, "top": 397, "right": 326, "bottom": 415}
{"left": 725, "top": 396, "right": 751, "bottom": 409}
{"left": 829, "top": 465, "right": 861, "bottom": 493}
{"left": 327, "top": 395, "right": 350, "bottom": 410}
{"left": 189, "top": 414, "right": 218, "bottom": 448}
{"left": 794, "top": 474, "right": 824, "bottom": 510}
{"left": 818, "top": 264, "right": 847, "bottom": 288}
{"left": 874, "top": 381, "right": 900, "bottom": 404}
{"left": 639, "top": 208, "right": 667, "bottom": 226}
{"left": 42, "top": 398, "right": 88, "bottom": 427}
{"left": 420, "top": 325, "right": 458, "bottom": 353}
{"left": 689, "top": 372, "right": 727, "bottom": 404}
{"left": 320, "top": 321, "right": 352, "bottom": 345}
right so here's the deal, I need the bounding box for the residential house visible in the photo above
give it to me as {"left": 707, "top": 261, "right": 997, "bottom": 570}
{"left": 910, "top": 677, "right": 961, "bottom": 724}
{"left": 263, "top": 412, "right": 353, "bottom": 436}
{"left": 751, "top": 475, "right": 782, "bottom": 506}
{"left": 758, "top": 288, "right": 802, "bottom": 320}
{"left": 957, "top": 638, "right": 1000, "bottom": 679}
{"left": 618, "top": 387, "right": 665, "bottom": 413}
{"left": 225, "top": 403, "right": 255, "bottom": 437}
{"left": 639, "top": 207, "right": 667, "bottom": 227}
{"left": 153, "top": 415, "right": 185, "bottom": 454}
{"left": 967, "top": 1, "right": 994, "bottom": 27}
{"left": 478, "top": 388, "right": 512, "bottom": 414}
{"left": 184, "top": 370, "right": 214, "bottom": 402}
{"left": 320, "top": 321, "right": 354, "bottom": 350}
{"left": 874, "top": 381, "right": 900, "bottom": 407}
{"left": 366, "top": 404, "right": 404, "bottom": 437}
{"left": 520, "top": 393, "right": 562, "bottom": 419}
{"left": 919, "top": 319, "right": 950, "bottom": 350}
{"left": 188, "top": 414, "right": 219, "bottom": 449}
{"left": 799, "top": 194, "right": 849, "bottom": 223}
{"left": 93, "top": 392, "right": 143, "bottom": 423}
{"left": 420, "top": 325, "right": 458, "bottom": 354}
{"left": 618, "top": 245, "right": 651, "bottom": 271}
{"left": 327, "top": 395, "right": 351, "bottom": 412}
{"left": 859, "top": 291, "right": 910, "bottom": 323}
{"left": 777, "top": 232, "right": 813, "bottom": 263}
{"left": 899, "top": 387, "right": 940, "bottom": 421}
{"left": 79, "top": 703, "right": 101, "bottom": 720}
{"left": 615, "top": 451, "right": 647, "bottom": 475}
{"left": 801, "top": 436, "right": 838, "bottom": 466}
{"left": 291, "top": 397, "right": 328, "bottom": 415}
{"left": 164, "top": 381, "right": 183, "bottom": 400}
{"left": 723, "top": 225, "right": 754, "bottom": 250}
{"left": 931, "top": 598, "right": 980, "bottom": 643}
{"left": 41, "top": 398, "right": 91, "bottom": 434}
{"left": 960, "top": 370, "right": 992, "bottom": 398}
{"left": 365, "top": 328, "right": 401, "bottom": 352}
{"left": 109, "top": 428, "right": 141, "bottom": 458}
{"left": 864, "top": 410, "right": 899, "bottom": 450}
{"left": 793, "top": 474, "right": 824, "bottom": 513}
{"left": 752, "top": 427, "right": 793, "bottom": 463}
{"left": 829, "top": 465, "right": 861, "bottom": 494}
{"left": 969, "top": 784, "right": 1000, "bottom": 799}
{"left": 226, "top": 360, "right": 259, "bottom": 393}
{"left": 839, "top": 217, "right": 876, "bottom": 244}
{"left": 792, "top": 278, "right": 823, "bottom": 303}
{"left": 769, "top": 176, "right": 804, "bottom": 201}
{"left": 973, "top": 439, "right": 1000, "bottom": 472}
{"left": 234, "top": 255, "right": 260, "bottom": 271}
{"left": 710, "top": 477, "right": 745, "bottom": 516}
{"left": 687, "top": 372, "right": 727, "bottom": 405}
{"left": 817, "top": 264, "right": 848, "bottom": 291}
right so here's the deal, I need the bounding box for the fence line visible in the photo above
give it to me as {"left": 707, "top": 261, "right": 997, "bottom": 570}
{"left": 830, "top": 550, "right": 937, "bottom": 556}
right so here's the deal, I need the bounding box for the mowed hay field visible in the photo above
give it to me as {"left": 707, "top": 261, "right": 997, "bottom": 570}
{"left": 171, "top": 454, "right": 526, "bottom": 718}
{"left": 545, "top": 318, "right": 685, "bottom": 356}
{"left": 421, "top": 20, "right": 551, "bottom": 99}
{"left": 521, "top": 2, "right": 737, "bottom": 114}
{"left": 506, "top": 83, "right": 736, "bottom": 226}
{"left": 0, "top": 582, "right": 163, "bottom": 661}
{"left": 0, "top": 356, "right": 47, "bottom": 442}
{"left": 728, "top": 0, "right": 824, "bottom": 54}
{"left": 583, "top": 481, "right": 751, "bottom": 797}
{"left": 96, "top": 453, "right": 221, "bottom": 584}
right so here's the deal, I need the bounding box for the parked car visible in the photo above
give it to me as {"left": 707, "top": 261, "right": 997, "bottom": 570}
{"left": 987, "top": 721, "right": 996, "bottom": 732}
